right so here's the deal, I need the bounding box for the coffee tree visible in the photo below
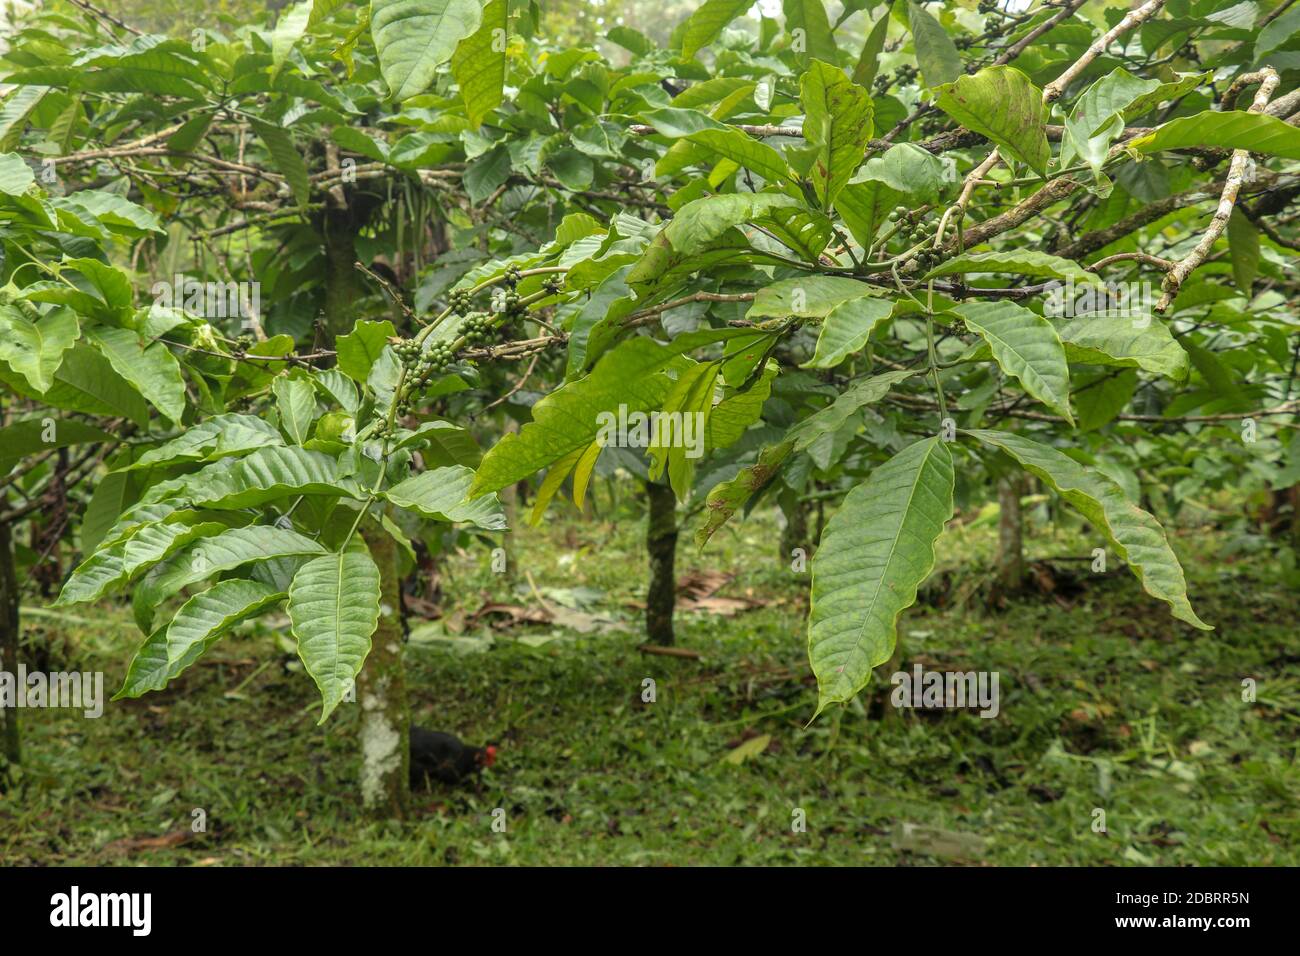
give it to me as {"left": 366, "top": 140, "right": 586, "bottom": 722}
{"left": 3, "top": 0, "right": 1299, "bottom": 813}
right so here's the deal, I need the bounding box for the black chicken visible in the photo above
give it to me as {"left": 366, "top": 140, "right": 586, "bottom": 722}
{"left": 409, "top": 726, "right": 497, "bottom": 788}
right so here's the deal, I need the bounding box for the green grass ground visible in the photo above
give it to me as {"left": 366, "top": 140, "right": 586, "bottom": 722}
{"left": 2, "top": 496, "right": 1297, "bottom": 866}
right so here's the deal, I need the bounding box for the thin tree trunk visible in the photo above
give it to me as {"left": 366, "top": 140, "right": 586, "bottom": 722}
{"left": 779, "top": 490, "right": 809, "bottom": 566}
{"left": 645, "top": 480, "right": 677, "bottom": 647}
{"left": 0, "top": 519, "right": 21, "bottom": 780}
{"left": 321, "top": 209, "right": 363, "bottom": 341}
{"left": 358, "top": 524, "right": 410, "bottom": 818}
{"left": 996, "top": 475, "right": 1025, "bottom": 595}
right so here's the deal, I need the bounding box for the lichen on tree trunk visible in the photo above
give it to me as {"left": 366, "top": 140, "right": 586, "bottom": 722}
{"left": 357, "top": 523, "right": 410, "bottom": 818}
{"left": 645, "top": 480, "right": 677, "bottom": 647}
{"left": 0, "top": 520, "right": 21, "bottom": 780}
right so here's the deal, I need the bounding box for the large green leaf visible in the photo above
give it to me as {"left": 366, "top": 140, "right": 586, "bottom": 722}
{"left": 452, "top": 0, "right": 507, "bottom": 126}
{"left": 127, "top": 414, "right": 283, "bottom": 470}
{"left": 804, "top": 296, "right": 892, "bottom": 368}
{"left": 1053, "top": 314, "right": 1189, "bottom": 382}
{"left": 935, "top": 65, "right": 1048, "bottom": 175}
{"left": 122, "top": 519, "right": 230, "bottom": 577}
{"left": 748, "top": 275, "right": 883, "bottom": 319}
{"left": 0, "top": 417, "right": 111, "bottom": 473}
{"left": 0, "top": 343, "right": 149, "bottom": 426}
{"left": 801, "top": 58, "right": 873, "bottom": 209}
{"left": 169, "top": 446, "right": 362, "bottom": 509}
{"left": 641, "top": 108, "right": 794, "bottom": 183}
{"left": 288, "top": 547, "right": 382, "bottom": 722}
{"left": 335, "top": 318, "right": 396, "bottom": 384}
{"left": 384, "top": 465, "right": 507, "bottom": 529}
{"left": 658, "top": 192, "right": 803, "bottom": 253}
{"left": 116, "top": 579, "right": 285, "bottom": 699}
{"left": 783, "top": 0, "right": 838, "bottom": 66}
{"left": 0, "top": 303, "right": 78, "bottom": 392}
{"left": 371, "top": 0, "right": 484, "bottom": 101}
{"left": 924, "top": 250, "right": 1098, "bottom": 284}
{"left": 956, "top": 300, "right": 1073, "bottom": 424}
{"left": 682, "top": 0, "right": 753, "bottom": 58}
{"left": 129, "top": 525, "right": 327, "bottom": 629}
{"left": 272, "top": 1, "right": 313, "bottom": 71}
{"left": 1060, "top": 68, "right": 1159, "bottom": 184}
{"left": 808, "top": 436, "right": 955, "bottom": 711}
{"left": 851, "top": 12, "right": 890, "bottom": 91}
{"left": 907, "top": 0, "right": 960, "bottom": 87}
{"left": 85, "top": 326, "right": 186, "bottom": 424}
{"left": 1128, "top": 110, "right": 1300, "bottom": 160}
{"left": 272, "top": 376, "right": 318, "bottom": 445}
{"left": 966, "top": 429, "right": 1210, "bottom": 630}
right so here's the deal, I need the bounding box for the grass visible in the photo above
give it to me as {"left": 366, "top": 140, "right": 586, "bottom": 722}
{"left": 2, "top": 494, "right": 1297, "bottom": 866}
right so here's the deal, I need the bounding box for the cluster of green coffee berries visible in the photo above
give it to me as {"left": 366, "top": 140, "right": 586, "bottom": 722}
{"left": 234, "top": 334, "right": 255, "bottom": 351}
{"left": 502, "top": 264, "right": 522, "bottom": 286}
{"left": 460, "top": 312, "right": 499, "bottom": 346}
{"left": 449, "top": 287, "right": 473, "bottom": 316}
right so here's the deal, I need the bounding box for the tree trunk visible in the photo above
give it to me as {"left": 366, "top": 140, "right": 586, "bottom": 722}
{"left": 321, "top": 208, "right": 363, "bottom": 342}
{"left": 357, "top": 524, "right": 410, "bottom": 818}
{"left": 645, "top": 480, "right": 677, "bottom": 646}
{"left": 0, "top": 519, "right": 21, "bottom": 781}
{"left": 996, "top": 475, "right": 1025, "bottom": 595}
{"left": 778, "top": 489, "right": 809, "bottom": 566}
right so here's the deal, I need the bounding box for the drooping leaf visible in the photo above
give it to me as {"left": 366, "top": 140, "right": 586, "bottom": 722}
{"left": 851, "top": 13, "right": 890, "bottom": 91}
{"left": 956, "top": 300, "right": 1073, "bottom": 424}
{"left": 288, "top": 547, "right": 382, "bottom": 722}
{"left": 273, "top": 375, "right": 318, "bottom": 445}
{"left": 783, "top": 0, "right": 838, "bottom": 66}
{"left": 966, "top": 429, "right": 1210, "bottom": 630}
{"left": 1052, "top": 313, "right": 1189, "bottom": 382}
{"left": 384, "top": 465, "right": 507, "bottom": 529}
{"left": 808, "top": 436, "right": 955, "bottom": 712}
{"left": 85, "top": 326, "right": 186, "bottom": 424}
{"left": 335, "top": 318, "right": 396, "bottom": 383}
{"left": 804, "top": 296, "right": 892, "bottom": 368}
{"left": 250, "top": 118, "right": 311, "bottom": 205}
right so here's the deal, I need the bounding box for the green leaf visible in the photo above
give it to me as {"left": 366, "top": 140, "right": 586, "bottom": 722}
{"left": 1061, "top": 68, "right": 1159, "bottom": 185}
{"left": 1227, "top": 208, "right": 1259, "bottom": 298}
{"left": 1052, "top": 313, "right": 1188, "bottom": 382}
{"left": 288, "top": 548, "right": 382, "bottom": 722}
{"left": 783, "top": 0, "right": 837, "bottom": 66}
{"left": 383, "top": 465, "right": 507, "bottom": 530}
{"left": 924, "top": 250, "right": 1098, "bottom": 284}
{"left": 390, "top": 420, "right": 481, "bottom": 466}
{"left": 251, "top": 118, "right": 311, "bottom": 205}
{"left": 808, "top": 436, "right": 955, "bottom": 712}
{"left": 697, "top": 369, "right": 914, "bottom": 548}
{"left": 1128, "top": 110, "right": 1300, "bottom": 160}
{"left": 966, "top": 430, "right": 1210, "bottom": 630}
{"left": 0, "top": 304, "right": 78, "bottom": 392}
{"left": 801, "top": 59, "right": 873, "bottom": 209}
{"left": 0, "top": 417, "right": 110, "bottom": 474}
{"left": 1075, "top": 367, "right": 1137, "bottom": 432}
{"left": 122, "top": 519, "right": 231, "bottom": 578}
{"left": 682, "top": 0, "right": 753, "bottom": 58}
{"left": 336, "top": 318, "right": 396, "bottom": 383}
{"left": 170, "top": 446, "right": 362, "bottom": 509}
{"left": 273, "top": 376, "right": 318, "bottom": 444}
{"left": 852, "top": 12, "right": 890, "bottom": 91}
{"left": 955, "top": 300, "right": 1073, "bottom": 424}
{"left": 452, "top": 0, "right": 507, "bottom": 126}
{"left": 708, "top": 361, "right": 777, "bottom": 450}
{"left": 272, "top": 1, "right": 313, "bottom": 72}
{"left": 935, "top": 66, "right": 1049, "bottom": 175}
{"left": 641, "top": 108, "right": 794, "bottom": 183}
{"left": 85, "top": 326, "right": 186, "bottom": 424}
{"left": 371, "top": 0, "right": 484, "bottom": 101}
{"left": 1258, "top": 3, "right": 1300, "bottom": 58}
{"left": 660, "top": 192, "right": 803, "bottom": 253}
{"left": 0, "top": 152, "right": 35, "bottom": 194}
{"left": 0, "top": 344, "right": 148, "bottom": 425}
{"left": 55, "top": 190, "right": 164, "bottom": 237}
{"left": 127, "top": 414, "right": 284, "bottom": 470}
{"left": 470, "top": 331, "right": 751, "bottom": 496}
{"left": 648, "top": 359, "right": 720, "bottom": 499}
{"left": 804, "top": 296, "right": 892, "bottom": 368}
{"left": 116, "top": 579, "right": 285, "bottom": 699}
{"left": 0, "top": 90, "right": 46, "bottom": 152}
{"left": 130, "top": 526, "right": 327, "bottom": 628}
{"left": 907, "top": 0, "right": 961, "bottom": 87}
{"left": 748, "top": 275, "right": 883, "bottom": 319}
